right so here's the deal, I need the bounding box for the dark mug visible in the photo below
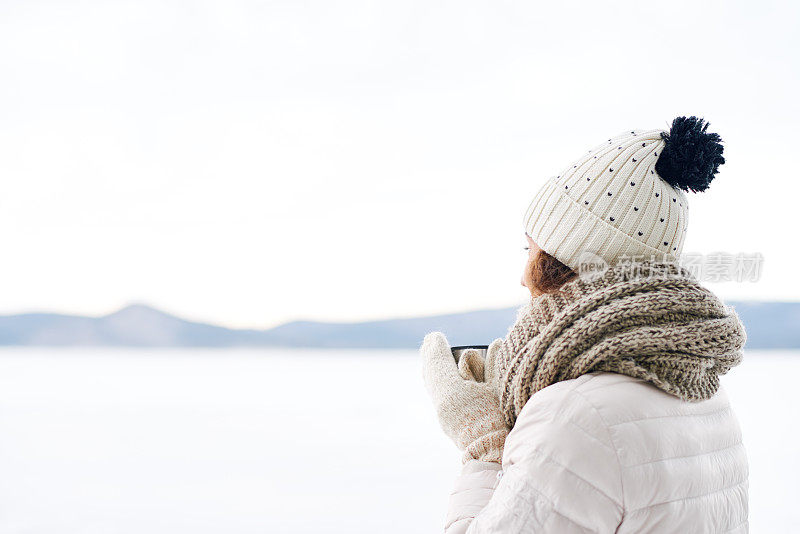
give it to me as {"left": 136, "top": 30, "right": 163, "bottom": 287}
{"left": 450, "top": 345, "right": 489, "bottom": 363}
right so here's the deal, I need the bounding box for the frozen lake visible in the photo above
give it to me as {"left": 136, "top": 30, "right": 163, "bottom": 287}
{"left": 0, "top": 348, "right": 796, "bottom": 533}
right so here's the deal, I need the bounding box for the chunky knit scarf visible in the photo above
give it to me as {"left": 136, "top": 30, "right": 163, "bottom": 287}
{"left": 494, "top": 261, "right": 746, "bottom": 427}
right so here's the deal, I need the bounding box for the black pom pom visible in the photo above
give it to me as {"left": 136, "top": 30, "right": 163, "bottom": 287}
{"left": 655, "top": 116, "right": 725, "bottom": 193}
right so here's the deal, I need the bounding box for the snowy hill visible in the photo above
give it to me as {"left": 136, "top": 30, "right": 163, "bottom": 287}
{"left": 0, "top": 301, "right": 796, "bottom": 349}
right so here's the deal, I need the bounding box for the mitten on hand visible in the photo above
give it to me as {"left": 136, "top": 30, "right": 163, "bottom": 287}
{"left": 421, "top": 332, "right": 509, "bottom": 464}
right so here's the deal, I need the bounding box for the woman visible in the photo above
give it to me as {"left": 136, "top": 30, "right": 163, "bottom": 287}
{"left": 421, "top": 117, "right": 748, "bottom": 533}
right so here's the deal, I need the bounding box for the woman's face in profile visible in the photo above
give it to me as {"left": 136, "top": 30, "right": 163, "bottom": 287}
{"left": 521, "top": 233, "right": 542, "bottom": 291}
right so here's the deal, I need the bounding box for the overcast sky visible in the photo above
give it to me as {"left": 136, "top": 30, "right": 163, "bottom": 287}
{"left": 0, "top": 0, "right": 797, "bottom": 328}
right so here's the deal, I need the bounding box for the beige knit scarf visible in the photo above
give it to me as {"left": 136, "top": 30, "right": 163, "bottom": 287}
{"left": 494, "top": 261, "right": 746, "bottom": 427}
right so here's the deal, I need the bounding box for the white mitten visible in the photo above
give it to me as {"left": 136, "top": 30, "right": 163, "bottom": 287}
{"left": 421, "top": 332, "right": 509, "bottom": 463}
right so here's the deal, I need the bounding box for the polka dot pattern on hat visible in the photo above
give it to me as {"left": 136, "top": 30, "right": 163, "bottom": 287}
{"left": 522, "top": 128, "right": 690, "bottom": 271}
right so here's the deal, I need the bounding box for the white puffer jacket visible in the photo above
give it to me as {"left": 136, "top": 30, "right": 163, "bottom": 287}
{"left": 445, "top": 371, "right": 748, "bottom": 533}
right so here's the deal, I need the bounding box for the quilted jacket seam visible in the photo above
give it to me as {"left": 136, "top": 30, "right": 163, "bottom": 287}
{"left": 568, "top": 384, "right": 626, "bottom": 514}
{"left": 515, "top": 445, "right": 621, "bottom": 506}
{"left": 609, "top": 405, "right": 732, "bottom": 427}
{"left": 546, "top": 506, "right": 599, "bottom": 533}
{"left": 514, "top": 407, "right": 615, "bottom": 453}
{"left": 626, "top": 441, "right": 743, "bottom": 468}
{"left": 575, "top": 373, "right": 644, "bottom": 394}
{"left": 492, "top": 463, "right": 557, "bottom": 531}
{"left": 509, "top": 476, "right": 598, "bottom": 533}
{"left": 626, "top": 478, "right": 748, "bottom": 514}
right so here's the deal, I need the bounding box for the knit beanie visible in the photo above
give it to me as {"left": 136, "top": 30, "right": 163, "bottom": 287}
{"left": 523, "top": 116, "right": 725, "bottom": 272}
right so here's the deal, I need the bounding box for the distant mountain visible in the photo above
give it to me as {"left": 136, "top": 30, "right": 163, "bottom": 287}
{"left": 0, "top": 301, "right": 797, "bottom": 349}
{"left": 0, "top": 304, "right": 258, "bottom": 347}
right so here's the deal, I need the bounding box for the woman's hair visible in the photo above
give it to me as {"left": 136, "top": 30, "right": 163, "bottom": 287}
{"left": 527, "top": 249, "right": 577, "bottom": 295}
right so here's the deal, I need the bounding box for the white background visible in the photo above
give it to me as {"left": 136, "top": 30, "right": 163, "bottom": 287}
{"left": 1, "top": 0, "right": 798, "bottom": 328}
{"left": 0, "top": 348, "right": 795, "bottom": 533}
